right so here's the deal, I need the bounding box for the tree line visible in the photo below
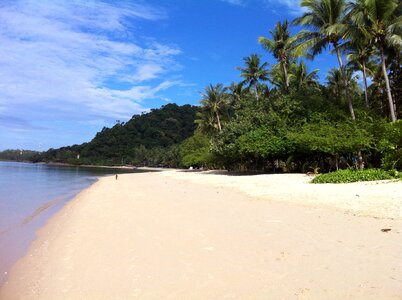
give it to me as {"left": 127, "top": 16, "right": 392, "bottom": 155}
{"left": 2, "top": 0, "right": 400, "bottom": 173}
{"left": 24, "top": 104, "right": 199, "bottom": 167}
{"left": 184, "top": 0, "right": 401, "bottom": 172}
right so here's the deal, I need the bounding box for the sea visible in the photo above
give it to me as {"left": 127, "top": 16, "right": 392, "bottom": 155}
{"left": 0, "top": 161, "right": 143, "bottom": 286}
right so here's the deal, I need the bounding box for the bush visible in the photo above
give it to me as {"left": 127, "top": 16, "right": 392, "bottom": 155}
{"left": 180, "top": 132, "right": 212, "bottom": 168}
{"left": 311, "top": 168, "right": 401, "bottom": 184}
{"left": 378, "top": 120, "right": 402, "bottom": 171}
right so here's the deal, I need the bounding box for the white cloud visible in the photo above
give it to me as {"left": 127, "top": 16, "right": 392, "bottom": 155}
{"left": 263, "top": 0, "right": 306, "bottom": 15}
{"left": 0, "top": 0, "right": 182, "bottom": 144}
{"left": 220, "top": 0, "right": 245, "bottom": 6}
{"left": 228, "top": 0, "right": 305, "bottom": 15}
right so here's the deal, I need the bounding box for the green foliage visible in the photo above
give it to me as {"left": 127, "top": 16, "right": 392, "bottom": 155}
{"left": 378, "top": 120, "right": 402, "bottom": 170}
{"left": 180, "top": 131, "right": 212, "bottom": 168}
{"left": 196, "top": 84, "right": 229, "bottom": 134}
{"left": 312, "top": 168, "right": 401, "bottom": 183}
{"left": 238, "top": 127, "right": 294, "bottom": 159}
{"left": 289, "top": 117, "right": 372, "bottom": 155}
{"left": 0, "top": 150, "right": 41, "bottom": 162}
{"left": 36, "top": 104, "right": 198, "bottom": 167}
{"left": 237, "top": 54, "right": 269, "bottom": 91}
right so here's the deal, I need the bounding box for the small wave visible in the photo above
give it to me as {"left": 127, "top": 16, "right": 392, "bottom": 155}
{"left": 0, "top": 197, "right": 64, "bottom": 237}
{"left": 21, "top": 197, "right": 65, "bottom": 226}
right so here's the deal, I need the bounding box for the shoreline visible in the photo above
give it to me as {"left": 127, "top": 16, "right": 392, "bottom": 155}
{"left": 1, "top": 171, "right": 401, "bottom": 299}
{"left": 0, "top": 175, "right": 99, "bottom": 287}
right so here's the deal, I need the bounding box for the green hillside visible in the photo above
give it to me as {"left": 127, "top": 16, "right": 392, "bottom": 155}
{"left": 36, "top": 103, "right": 198, "bottom": 166}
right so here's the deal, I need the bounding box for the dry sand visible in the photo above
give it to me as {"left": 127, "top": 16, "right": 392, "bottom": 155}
{"left": 1, "top": 171, "right": 401, "bottom": 299}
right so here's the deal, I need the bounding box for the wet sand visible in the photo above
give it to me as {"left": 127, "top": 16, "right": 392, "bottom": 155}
{"left": 1, "top": 171, "right": 401, "bottom": 299}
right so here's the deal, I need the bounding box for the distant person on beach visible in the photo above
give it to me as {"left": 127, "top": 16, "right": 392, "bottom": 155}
{"left": 115, "top": 174, "right": 118, "bottom": 180}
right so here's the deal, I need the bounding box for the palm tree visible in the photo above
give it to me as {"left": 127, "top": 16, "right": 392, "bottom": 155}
{"left": 342, "top": 16, "right": 375, "bottom": 107}
{"left": 269, "top": 61, "right": 319, "bottom": 92}
{"left": 327, "top": 67, "right": 360, "bottom": 100}
{"left": 346, "top": 44, "right": 374, "bottom": 107}
{"left": 195, "top": 110, "right": 217, "bottom": 135}
{"left": 327, "top": 68, "right": 345, "bottom": 98}
{"left": 269, "top": 63, "right": 289, "bottom": 91}
{"left": 259, "top": 20, "right": 293, "bottom": 89}
{"left": 347, "top": 0, "right": 401, "bottom": 122}
{"left": 292, "top": 0, "right": 356, "bottom": 120}
{"left": 291, "top": 61, "right": 320, "bottom": 89}
{"left": 197, "top": 84, "right": 229, "bottom": 133}
{"left": 227, "top": 82, "right": 246, "bottom": 106}
{"left": 237, "top": 54, "right": 269, "bottom": 100}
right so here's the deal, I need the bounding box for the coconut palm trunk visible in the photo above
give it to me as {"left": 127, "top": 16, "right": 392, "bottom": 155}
{"left": 282, "top": 59, "right": 290, "bottom": 89}
{"left": 362, "top": 60, "right": 369, "bottom": 107}
{"left": 215, "top": 110, "right": 222, "bottom": 132}
{"left": 380, "top": 47, "right": 397, "bottom": 122}
{"left": 253, "top": 83, "right": 259, "bottom": 102}
{"left": 335, "top": 46, "right": 356, "bottom": 120}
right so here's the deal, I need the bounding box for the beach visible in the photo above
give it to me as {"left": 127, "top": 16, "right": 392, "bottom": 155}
{"left": 1, "top": 171, "right": 402, "bottom": 299}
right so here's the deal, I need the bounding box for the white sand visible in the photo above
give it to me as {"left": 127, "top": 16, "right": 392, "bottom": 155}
{"left": 162, "top": 171, "right": 402, "bottom": 219}
{"left": 1, "top": 171, "right": 401, "bottom": 299}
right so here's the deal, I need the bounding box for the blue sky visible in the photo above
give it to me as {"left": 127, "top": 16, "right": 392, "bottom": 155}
{"left": 0, "top": 0, "right": 339, "bottom": 151}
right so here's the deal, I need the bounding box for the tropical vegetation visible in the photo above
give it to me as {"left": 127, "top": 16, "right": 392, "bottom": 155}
{"left": 2, "top": 0, "right": 401, "bottom": 181}
{"left": 191, "top": 0, "right": 401, "bottom": 176}
{"left": 312, "top": 168, "right": 401, "bottom": 183}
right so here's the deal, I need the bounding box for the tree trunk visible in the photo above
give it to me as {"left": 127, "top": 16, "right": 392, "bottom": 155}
{"left": 251, "top": 82, "right": 259, "bottom": 102}
{"left": 357, "top": 151, "right": 364, "bottom": 170}
{"left": 282, "top": 59, "right": 289, "bottom": 90}
{"left": 335, "top": 154, "right": 339, "bottom": 171}
{"left": 362, "top": 60, "right": 369, "bottom": 107}
{"left": 335, "top": 46, "right": 356, "bottom": 120}
{"left": 380, "top": 46, "right": 397, "bottom": 122}
{"left": 215, "top": 111, "right": 222, "bottom": 132}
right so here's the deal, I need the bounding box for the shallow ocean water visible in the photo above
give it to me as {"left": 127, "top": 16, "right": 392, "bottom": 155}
{"left": 0, "top": 161, "right": 141, "bottom": 285}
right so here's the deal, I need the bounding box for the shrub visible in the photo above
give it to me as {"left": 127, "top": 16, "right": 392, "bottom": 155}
{"left": 378, "top": 120, "right": 402, "bottom": 171}
{"left": 311, "top": 168, "right": 401, "bottom": 184}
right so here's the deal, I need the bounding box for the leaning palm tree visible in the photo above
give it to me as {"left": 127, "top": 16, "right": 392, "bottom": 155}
{"left": 198, "top": 84, "right": 229, "bottom": 133}
{"left": 195, "top": 110, "right": 217, "bottom": 135}
{"left": 347, "top": 0, "right": 401, "bottom": 122}
{"left": 292, "top": 0, "right": 356, "bottom": 120}
{"left": 237, "top": 54, "right": 269, "bottom": 100}
{"left": 259, "top": 20, "right": 293, "bottom": 89}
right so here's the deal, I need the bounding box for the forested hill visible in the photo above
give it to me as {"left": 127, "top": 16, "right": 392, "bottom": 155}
{"left": 36, "top": 103, "right": 199, "bottom": 166}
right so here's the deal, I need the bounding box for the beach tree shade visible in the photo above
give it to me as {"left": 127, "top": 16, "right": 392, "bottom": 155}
{"left": 292, "top": 0, "right": 356, "bottom": 120}
{"left": 237, "top": 54, "right": 269, "bottom": 100}
{"left": 347, "top": 0, "right": 401, "bottom": 122}
{"left": 259, "top": 20, "right": 293, "bottom": 90}
{"left": 288, "top": 119, "right": 372, "bottom": 170}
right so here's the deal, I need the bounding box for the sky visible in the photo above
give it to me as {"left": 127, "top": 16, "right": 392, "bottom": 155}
{"left": 0, "top": 0, "right": 340, "bottom": 151}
